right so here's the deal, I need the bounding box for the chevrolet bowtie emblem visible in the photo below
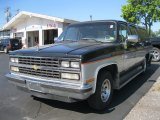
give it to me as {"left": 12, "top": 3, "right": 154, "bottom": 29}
{"left": 33, "top": 65, "right": 39, "bottom": 70}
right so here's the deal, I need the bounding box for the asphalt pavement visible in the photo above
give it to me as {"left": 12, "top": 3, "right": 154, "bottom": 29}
{"left": 0, "top": 53, "right": 159, "bottom": 120}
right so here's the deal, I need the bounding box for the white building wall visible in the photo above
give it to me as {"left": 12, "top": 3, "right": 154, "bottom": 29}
{"left": 57, "top": 22, "right": 63, "bottom": 36}
{"left": 10, "top": 16, "right": 64, "bottom": 48}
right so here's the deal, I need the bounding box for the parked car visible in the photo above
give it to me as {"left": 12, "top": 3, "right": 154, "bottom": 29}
{"left": 6, "top": 20, "right": 152, "bottom": 110}
{"left": 150, "top": 37, "right": 160, "bottom": 62}
{"left": 0, "top": 38, "right": 22, "bottom": 53}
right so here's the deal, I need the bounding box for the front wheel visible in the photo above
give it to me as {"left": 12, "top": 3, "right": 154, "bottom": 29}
{"left": 87, "top": 71, "right": 113, "bottom": 110}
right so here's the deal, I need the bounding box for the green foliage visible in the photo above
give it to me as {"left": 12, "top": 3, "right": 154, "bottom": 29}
{"left": 121, "top": 0, "right": 160, "bottom": 36}
{"left": 154, "top": 29, "right": 160, "bottom": 37}
{"left": 150, "top": 30, "right": 156, "bottom": 37}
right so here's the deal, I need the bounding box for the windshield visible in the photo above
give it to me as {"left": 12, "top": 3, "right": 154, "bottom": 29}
{"left": 58, "top": 22, "right": 116, "bottom": 43}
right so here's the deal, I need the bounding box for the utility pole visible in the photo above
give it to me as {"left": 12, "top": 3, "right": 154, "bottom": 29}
{"left": 4, "top": 7, "right": 11, "bottom": 23}
{"left": 90, "top": 15, "right": 92, "bottom": 21}
{"left": 16, "top": 9, "right": 20, "bottom": 15}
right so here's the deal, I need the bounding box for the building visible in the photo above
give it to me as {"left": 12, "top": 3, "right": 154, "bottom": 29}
{"left": 2, "top": 11, "right": 77, "bottom": 48}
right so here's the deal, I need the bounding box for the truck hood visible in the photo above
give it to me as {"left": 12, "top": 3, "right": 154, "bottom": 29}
{"left": 10, "top": 41, "right": 105, "bottom": 57}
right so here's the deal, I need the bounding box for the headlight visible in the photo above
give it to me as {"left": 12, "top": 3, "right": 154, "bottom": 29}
{"left": 10, "top": 58, "right": 19, "bottom": 63}
{"left": 10, "top": 66, "right": 19, "bottom": 72}
{"left": 71, "top": 61, "right": 80, "bottom": 68}
{"left": 61, "top": 61, "right": 70, "bottom": 68}
{"left": 10, "top": 58, "right": 15, "bottom": 62}
{"left": 61, "top": 61, "right": 80, "bottom": 68}
{"left": 61, "top": 73, "right": 79, "bottom": 80}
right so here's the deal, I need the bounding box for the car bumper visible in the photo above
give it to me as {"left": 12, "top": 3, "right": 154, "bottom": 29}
{"left": 6, "top": 73, "right": 93, "bottom": 102}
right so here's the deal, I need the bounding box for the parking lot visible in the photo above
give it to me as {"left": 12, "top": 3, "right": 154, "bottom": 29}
{"left": 0, "top": 53, "right": 160, "bottom": 120}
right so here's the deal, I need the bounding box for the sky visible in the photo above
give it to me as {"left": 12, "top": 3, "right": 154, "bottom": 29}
{"left": 0, "top": 0, "right": 160, "bottom": 31}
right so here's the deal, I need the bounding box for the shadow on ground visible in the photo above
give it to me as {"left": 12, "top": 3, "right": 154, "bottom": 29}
{"left": 34, "top": 63, "right": 160, "bottom": 114}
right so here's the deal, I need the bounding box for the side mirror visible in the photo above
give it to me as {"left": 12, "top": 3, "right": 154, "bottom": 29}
{"left": 54, "top": 37, "right": 63, "bottom": 43}
{"left": 127, "top": 35, "right": 139, "bottom": 43}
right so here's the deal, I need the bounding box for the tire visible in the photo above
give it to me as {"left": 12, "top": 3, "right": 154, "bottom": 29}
{"left": 142, "top": 58, "right": 147, "bottom": 73}
{"left": 151, "top": 47, "right": 160, "bottom": 62}
{"left": 4, "top": 47, "right": 8, "bottom": 54}
{"left": 87, "top": 71, "right": 113, "bottom": 110}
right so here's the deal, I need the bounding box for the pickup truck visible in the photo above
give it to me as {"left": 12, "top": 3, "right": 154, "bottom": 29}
{"left": 6, "top": 20, "right": 152, "bottom": 110}
{"left": 150, "top": 37, "right": 160, "bottom": 62}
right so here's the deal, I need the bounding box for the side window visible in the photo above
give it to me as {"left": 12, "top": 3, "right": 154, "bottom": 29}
{"left": 138, "top": 28, "right": 149, "bottom": 42}
{"left": 119, "top": 24, "right": 128, "bottom": 42}
{"left": 129, "top": 26, "right": 137, "bottom": 35}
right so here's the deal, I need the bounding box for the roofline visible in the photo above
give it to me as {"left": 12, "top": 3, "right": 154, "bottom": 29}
{"left": 3, "top": 11, "right": 78, "bottom": 29}
{"left": 69, "top": 20, "right": 146, "bottom": 29}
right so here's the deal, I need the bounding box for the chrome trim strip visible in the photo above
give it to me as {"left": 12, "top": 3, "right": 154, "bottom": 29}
{"left": 10, "top": 72, "right": 81, "bottom": 85}
{"left": 119, "top": 69, "right": 143, "bottom": 89}
{"left": 10, "top": 55, "right": 81, "bottom": 61}
{"left": 10, "top": 62, "right": 81, "bottom": 72}
{"left": 6, "top": 73, "right": 92, "bottom": 94}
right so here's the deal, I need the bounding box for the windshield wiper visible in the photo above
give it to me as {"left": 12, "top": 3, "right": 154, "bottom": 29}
{"left": 80, "top": 38, "right": 103, "bottom": 43}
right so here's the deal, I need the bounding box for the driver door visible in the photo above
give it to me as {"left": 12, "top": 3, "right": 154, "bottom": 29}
{"left": 119, "top": 23, "right": 137, "bottom": 71}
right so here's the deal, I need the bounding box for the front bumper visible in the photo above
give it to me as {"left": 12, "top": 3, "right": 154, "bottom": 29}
{"left": 6, "top": 73, "right": 93, "bottom": 102}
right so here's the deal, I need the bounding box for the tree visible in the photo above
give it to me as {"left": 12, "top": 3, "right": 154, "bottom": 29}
{"left": 121, "top": 0, "right": 160, "bottom": 36}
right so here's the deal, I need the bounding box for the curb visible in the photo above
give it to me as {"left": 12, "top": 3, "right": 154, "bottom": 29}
{"left": 124, "top": 76, "right": 160, "bottom": 120}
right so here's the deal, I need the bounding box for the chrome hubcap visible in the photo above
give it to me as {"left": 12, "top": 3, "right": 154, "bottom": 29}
{"left": 151, "top": 50, "right": 160, "bottom": 61}
{"left": 101, "top": 79, "right": 111, "bottom": 102}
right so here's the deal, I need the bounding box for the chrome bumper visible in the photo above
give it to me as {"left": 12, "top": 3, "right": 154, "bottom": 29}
{"left": 6, "top": 73, "right": 92, "bottom": 102}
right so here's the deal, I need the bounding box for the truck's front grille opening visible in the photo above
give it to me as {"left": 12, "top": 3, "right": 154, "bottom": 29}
{"left": 19, "top": 57, "right": 59, "bottom": 67}
{"left": 19, "top": 67, "right": 60, "bottom": 79}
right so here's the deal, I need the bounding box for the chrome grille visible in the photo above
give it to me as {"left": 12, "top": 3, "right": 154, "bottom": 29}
{"left": 19, "top": 57, "right": 59, "bottom": 67}
{"left": 19, "top": 67, "right": 60, "bottom": 79}
{"left": 18, "top": 56, "right": 60, "bottom": 79}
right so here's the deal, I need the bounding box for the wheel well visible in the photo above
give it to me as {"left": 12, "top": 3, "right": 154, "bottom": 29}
{"left": 153, "top": 45, "right": 160, "bottom": 49}
{"left": 97, "top": 64, "right": 118, "bottom": 89}
{"left": 145, "top": 52, "right": 153, "bottom": 65}
{"left": 145, "top": 53, "right": 149, "bottom": 61}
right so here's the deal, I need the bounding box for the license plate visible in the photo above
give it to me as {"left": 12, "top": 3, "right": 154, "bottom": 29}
{"left": 15, "top": 43, "right": 18, "bottom": 46}
{"left": 27, "top": 82, "right": 43, "bottom": 93}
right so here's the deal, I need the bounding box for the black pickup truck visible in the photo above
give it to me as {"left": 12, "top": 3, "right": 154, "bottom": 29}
{"left": 150, "top": 37, "right": 160, "bottom": 62}
{"left": 6, "top": 20, "right": 152, "bottom": 110}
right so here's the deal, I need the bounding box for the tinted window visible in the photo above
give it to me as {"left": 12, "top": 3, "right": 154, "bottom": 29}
{"left": 119, "top": 24, "right": 128, "bottom": 42}
{"left": 3, "top": 39, "right": 10, "bottom": 44}
{"left": 129, "top": 25, "right": 137, "bottom": 35}
{"left": 58, "top": 22, "right": 116, "bottom": 43}
{"left": 137, "top": 28, "right": 148, "bottom": 41}
{"left": 10, "top": 39, "right": 19, "bottom": 44}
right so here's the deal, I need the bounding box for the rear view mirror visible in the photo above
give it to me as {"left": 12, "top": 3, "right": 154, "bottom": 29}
{"left": 127, "top": 35, "right": 139, "bottom": 43}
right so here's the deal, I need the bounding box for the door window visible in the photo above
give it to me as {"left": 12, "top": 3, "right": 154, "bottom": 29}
{"left": 129, "top": 25, "right": 137, "bottom": 35}
{"left": 119, "top": 24, "right": 128, "bottom": 42}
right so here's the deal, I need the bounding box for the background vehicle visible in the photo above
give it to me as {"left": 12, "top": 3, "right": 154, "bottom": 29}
{"left": 150, "top": 37, "right": 160, "bottom": 62}
{"left": 0, "top": 38, "right": 22, "bottom": 53}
